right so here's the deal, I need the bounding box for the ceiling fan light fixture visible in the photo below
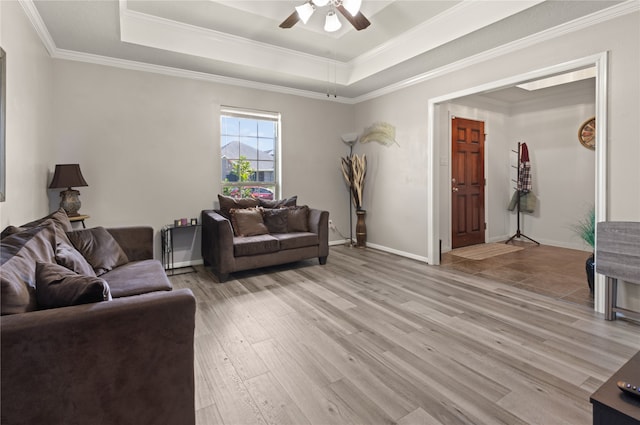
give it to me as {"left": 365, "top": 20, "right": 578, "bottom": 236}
{"left": 313, "top": 0, "right": 330, "bottom": 6}
{"left": 324, "top": 11, "right": 342, "bottom": 32}
{"left": 343, "top": 0, "right": 362, "bottom": 16}
{"left": 295, "top": 2, "right": 315, "bottom": 24}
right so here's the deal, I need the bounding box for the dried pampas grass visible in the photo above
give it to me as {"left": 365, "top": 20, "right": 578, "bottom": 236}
{"left": 341, "top": 153, "right": 367, "bottom": 209}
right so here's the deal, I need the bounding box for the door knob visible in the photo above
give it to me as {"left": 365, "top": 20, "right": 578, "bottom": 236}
{"left": 452, "top": 187, "right": 459, "bottom": 192}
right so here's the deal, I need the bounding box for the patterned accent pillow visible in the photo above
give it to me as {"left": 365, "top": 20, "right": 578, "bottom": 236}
{"left": 287, "top": 206, "right": 310, "bottom": 232}
{"left": 262, "top": 208, "right": 289, "bottom": 233}
{"left": 230, "top": 208, "right": 269, "bottom": 237}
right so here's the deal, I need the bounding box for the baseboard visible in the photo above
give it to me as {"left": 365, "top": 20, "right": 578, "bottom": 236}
{"left": 170, "top": 259, "right": 204, "bottom": 269}
{"left": 329, "top": 239, "right": 351, "bottom": 247}
{"left": 365, "top": 242, "right": 429, "bottom": 264}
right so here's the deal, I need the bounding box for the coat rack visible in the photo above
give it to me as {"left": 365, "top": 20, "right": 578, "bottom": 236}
{"left": 506, "top": 142, "right": 540, "bottom": 245}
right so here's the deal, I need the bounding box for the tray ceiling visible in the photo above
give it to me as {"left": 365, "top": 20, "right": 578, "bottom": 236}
{"left": 29, "top": 0, "right": 630, "bottom": 100}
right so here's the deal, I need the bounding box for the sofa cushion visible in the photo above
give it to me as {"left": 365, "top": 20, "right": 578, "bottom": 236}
{"left": 258, "top": 195, "right": 297, "bottom": 209}
{"left": 55, "top": 242, "right": 96, "bottom": 277}
{"left": 67, "top": 227, "right": 129, "bottom": 276}
{"left": 35, "top": 262, "right": 111, "bottom": 309}
{"left": 101, "top": 260, "right": 172, "bottom": 298}
{"left": 287, "top": 206, "right": 310, "bottom": 232}
{"left": 230, "top": 207, "right": 268, "bottom": 237}
{"left": 218, "top": 194, "right": 259, "bottom": 219}
{"left": 262, "top": 208, "right": 288, "bottom": 233}
{"left": 272, "top": 232, "right": 319, "bottom": 250}
{"left": 1, "top": 223, "right": 57, "bottom": 315}
{"left": 233, "top": 234, "right": 279, "bottom": 257}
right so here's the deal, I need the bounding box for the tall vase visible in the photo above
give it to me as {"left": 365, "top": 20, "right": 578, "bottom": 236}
{"left": 355, "top": 209, "right": 367, "bottom": 248}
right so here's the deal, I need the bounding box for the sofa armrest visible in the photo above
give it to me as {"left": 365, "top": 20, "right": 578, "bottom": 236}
{"left": 309, "top": 209, "right": 329, "bottom": 258}
{"left": 107, "top": 226, "right": 154, "bottom": 261}
{"left": 1, "top": 289, "right": 196, "bottom": 425}
{"left": 201, "top": 210, "right": 236, "bottom": 276}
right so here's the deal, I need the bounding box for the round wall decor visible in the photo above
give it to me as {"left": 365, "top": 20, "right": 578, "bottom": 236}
{"left": 578, "top": 117, "right": 596, "bottom": 150}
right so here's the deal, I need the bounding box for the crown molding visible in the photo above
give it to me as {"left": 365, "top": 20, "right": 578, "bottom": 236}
{"left": 53, "top": 48, "right": 353, "bottom": 103}
{"left": 19, "top": 0, "right": 640, "bottom": 103}
{"left": 19, "top": 0, "right": 56, "bottom": 55}
{"left": 345, "top": 0, "right": 544, "bottom": 84}
{"left": 353, "top": 0, "right": 640, "bottom": 103}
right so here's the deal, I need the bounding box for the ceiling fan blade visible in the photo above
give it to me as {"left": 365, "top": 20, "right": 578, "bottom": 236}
{"left": 279, "top": 10, "right": 300, "bottom": 29}
{"left": 336, "top": 5, "right": 371, "bottom": 31}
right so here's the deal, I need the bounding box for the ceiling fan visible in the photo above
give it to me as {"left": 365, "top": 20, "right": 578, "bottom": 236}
{"left": 279, "top": 0, "right": 371, "bottom": 32}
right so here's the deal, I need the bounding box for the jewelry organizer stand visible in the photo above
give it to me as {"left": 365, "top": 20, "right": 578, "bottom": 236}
{"left": 506, "top": 142, "right": 540, "bottom": 245}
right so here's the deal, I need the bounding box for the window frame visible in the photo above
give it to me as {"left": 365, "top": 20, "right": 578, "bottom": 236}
{"left": 220, "top": 106, "right": 281, "bottom": 200}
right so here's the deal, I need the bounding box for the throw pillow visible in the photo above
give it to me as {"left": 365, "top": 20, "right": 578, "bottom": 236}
{"left": 230, "top": 208, "right": 268, "bottom": 237}
{"left": 55, "top": 242, "right": 97, "bottom": 277}
{"left": 287, "top": 206, "right": 310, "bottom": 232}
{"left": 262, "top": 208, "right": 288, "bottom": 233}
{"left": 258, "top": 195, "right": 298, "bottom": 209}
{"left": 36, "top": 262, "right": 111, "bottom": 309}
{"left": 218, "top": 194, "right": 259, "bottom": 219}
{"left": 66, "top": 227, "right": 129, "bottom": 276}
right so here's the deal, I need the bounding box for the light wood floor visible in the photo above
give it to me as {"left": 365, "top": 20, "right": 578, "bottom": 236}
{"left": 170, "top": 246, "right": 640, "bottom": 425}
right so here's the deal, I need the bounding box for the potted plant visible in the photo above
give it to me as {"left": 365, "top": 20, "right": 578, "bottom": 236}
{"left": 572, "top": 207, "right": 595, "bottom": 293}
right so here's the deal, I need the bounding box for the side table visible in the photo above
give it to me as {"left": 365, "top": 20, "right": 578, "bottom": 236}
{"left": 161, "top": 223, "right": 200, "bottom": 275}
{"left": 69, "top": 214, "right": 90, "bottom": 229}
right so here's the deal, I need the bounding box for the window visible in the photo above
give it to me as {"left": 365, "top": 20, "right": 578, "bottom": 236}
{"left": 220, "top": 107, "right": 280, "bottom": 200}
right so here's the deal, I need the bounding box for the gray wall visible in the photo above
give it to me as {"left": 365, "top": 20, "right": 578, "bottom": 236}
{"left": 49, "top": 60, "right": 354, "bottom": 263}
{"left": 0, "top": 1, "right": 54, "bottom": 226}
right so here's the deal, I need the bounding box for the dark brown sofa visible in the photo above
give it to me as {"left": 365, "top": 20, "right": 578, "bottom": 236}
{"left": 201, "top": 196, "right": 329, "bottom": 282}
{"left": 1, "top": 210, "right": 196, "bottom": 425}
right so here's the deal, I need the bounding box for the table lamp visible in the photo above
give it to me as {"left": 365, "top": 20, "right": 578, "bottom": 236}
{"left": 48, "top": 164, "right": 88, "bottom": 216}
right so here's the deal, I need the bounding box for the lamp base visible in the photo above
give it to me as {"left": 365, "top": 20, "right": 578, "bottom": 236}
{"left": 60, "top": 188, "right": 81, "bottom": 216}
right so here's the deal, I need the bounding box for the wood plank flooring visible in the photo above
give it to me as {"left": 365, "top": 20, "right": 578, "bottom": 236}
{"left": 170, "top": 246, "right": 640, "bottom": 425}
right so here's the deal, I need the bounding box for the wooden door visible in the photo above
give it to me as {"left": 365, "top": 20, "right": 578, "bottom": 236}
{"left": 451, "top": 117, "right": 485, "bottom": 249}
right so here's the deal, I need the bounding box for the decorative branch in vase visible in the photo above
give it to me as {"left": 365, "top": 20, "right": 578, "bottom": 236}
{"left": 341, "top": 153, "right": 367, "bottom": 247}
{"left": 341, "top": 154, "right": 366, "bottom": 209}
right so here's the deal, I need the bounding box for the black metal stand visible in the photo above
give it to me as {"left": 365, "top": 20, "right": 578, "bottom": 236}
{"left": 506, "top": 142, "right": 539, "bottom": 245}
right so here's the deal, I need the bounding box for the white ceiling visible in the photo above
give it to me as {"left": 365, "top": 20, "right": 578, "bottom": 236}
{"left": 28, "top": 0, "right": 628, "bottom": 101}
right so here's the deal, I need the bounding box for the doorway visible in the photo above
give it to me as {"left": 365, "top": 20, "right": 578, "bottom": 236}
{"left": 451, "top": 117, "right": 485, "bottom": 249}
{"left": 426, "top": 52, "right": 608, "bottom": 313}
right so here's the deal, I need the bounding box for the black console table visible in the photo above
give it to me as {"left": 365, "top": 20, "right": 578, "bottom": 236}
{"left": 590, "top": 351, "right": 640, "bottom": 425}
{"left": 161, "top": 223, "right": 200, "bottom": 275}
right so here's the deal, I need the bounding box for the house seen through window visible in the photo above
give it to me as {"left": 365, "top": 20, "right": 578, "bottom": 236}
{"left": 220, "top": 107, "right": 280, "bottom": 200}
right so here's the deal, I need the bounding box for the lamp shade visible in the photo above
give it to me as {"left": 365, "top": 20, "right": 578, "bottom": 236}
{"left": 49, "top": 164, "right": 88, "bottom": 189}
{"left": 324, "top": 11, "right": 341, "bottom": 32}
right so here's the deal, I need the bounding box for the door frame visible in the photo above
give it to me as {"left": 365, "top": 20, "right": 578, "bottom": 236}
{"left": 426, "top": 52, "right": 608, "bottom": 314}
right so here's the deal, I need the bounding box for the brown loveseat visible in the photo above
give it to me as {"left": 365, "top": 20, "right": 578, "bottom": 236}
{"left": 1, "top": 209, "right": 196, "bottom": 425}
{"left": 201, "top": 195, "right": 329, "bottom": 282}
